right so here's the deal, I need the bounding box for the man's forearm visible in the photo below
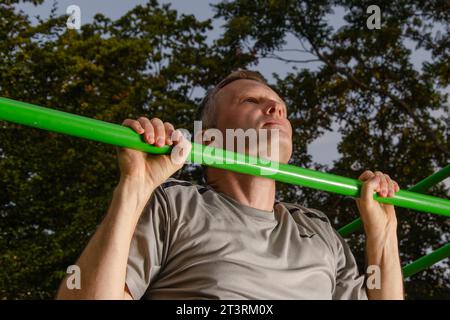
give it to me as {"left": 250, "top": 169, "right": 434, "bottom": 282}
{"left": 56, "top": 177, "right": 153, "bottom": 299}
{"left": 365, "top": 231, "right": 404, "bottom": 300}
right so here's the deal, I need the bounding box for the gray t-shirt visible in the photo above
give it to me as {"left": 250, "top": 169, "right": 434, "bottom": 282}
{"left": 126, "top": 178, "right": 367, "bottom": 300}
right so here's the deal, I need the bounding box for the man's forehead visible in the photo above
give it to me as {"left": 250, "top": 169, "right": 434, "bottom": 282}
{"left": 218, "top": 79, "right": 285, "bottom": 104}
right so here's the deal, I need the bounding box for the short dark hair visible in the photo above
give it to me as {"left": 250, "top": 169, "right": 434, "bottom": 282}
{"left": 198, "top": 69, "right": 269, "bottom": 128}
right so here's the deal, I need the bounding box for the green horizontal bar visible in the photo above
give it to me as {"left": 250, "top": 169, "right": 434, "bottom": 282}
{"left": 403, "top": 243, "right": 450, "bottom": 278}
{"left": 338, "top": 164, "right": 450, "bottom": 237}
{"left": 0, "top": 98, "right": 171, "bottom": 155}
{"left": 1, "top": 97, "right": 450, "bottom": 218}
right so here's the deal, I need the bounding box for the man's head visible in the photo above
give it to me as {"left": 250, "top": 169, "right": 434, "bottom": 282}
{"left": 198, "top": 70, "right": 293, "bottom": 163}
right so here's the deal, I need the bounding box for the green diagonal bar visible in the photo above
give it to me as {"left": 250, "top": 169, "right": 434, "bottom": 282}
{"left": 338, "top": 164, "right": 450, "bottom": 237}
{"left": 403, "top": 243, "right": 450, "bottom": 278}
{"left": 1, "top": 97, "right": 450, "bottom": 218}
{"left": 410, "top": 164, "right": 450, "bottom": 194}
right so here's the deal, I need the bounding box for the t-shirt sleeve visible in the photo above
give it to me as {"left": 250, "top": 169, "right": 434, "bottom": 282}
{"left": 331, "top": 229, "right": 368, "bottom": 300}
{"left": 125, "top": 186, "right": 171, "bottom": 299}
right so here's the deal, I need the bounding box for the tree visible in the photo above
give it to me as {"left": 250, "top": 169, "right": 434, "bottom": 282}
{"left": 0, "top": 0, "right": 448, "bottom": 299}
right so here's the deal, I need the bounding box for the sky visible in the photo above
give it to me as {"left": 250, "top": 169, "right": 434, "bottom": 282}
{"left": 14, "top": 0, "right": 448, "bottom": 176}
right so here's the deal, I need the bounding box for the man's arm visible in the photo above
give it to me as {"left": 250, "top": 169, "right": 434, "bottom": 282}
{"left": 365, "top": 228, "right": 403, "bottom": 299}
{"left": 56, "top": 177, "right": 154, "bottom": 299}
{"left": 55, "top": 117, "right": 191, "bottom": 300}
{"left": 357, "top": 170, "right": 404, "bottom": 300}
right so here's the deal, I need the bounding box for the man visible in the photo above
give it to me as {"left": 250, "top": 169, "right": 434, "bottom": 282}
{"left": 56, "top": 70, "right": 403, "bottom": 300}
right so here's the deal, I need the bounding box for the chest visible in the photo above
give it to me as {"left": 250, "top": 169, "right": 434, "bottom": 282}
{"left": 151, "top": 212, "right": 336, "bottom": 298}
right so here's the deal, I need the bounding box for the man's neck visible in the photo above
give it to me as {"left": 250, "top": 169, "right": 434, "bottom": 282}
{"left": 206, "top": 168, "right": 276, "bottom": 212}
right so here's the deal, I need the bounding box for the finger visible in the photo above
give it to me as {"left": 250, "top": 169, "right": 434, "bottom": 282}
{"left": 393, "top": 181, "right": 400, "bottom": 192}
{"left": 360, "top": 174, "right": 381, "bottom": 204}
{"left": 387, "top": 176, "right": 400, "bottom": 196}
{"left": 150, "top": 118, "right": 165, "bottom": 147}
{"left": 375, "top": 171, "right": 388, "bottom": 197}
{"left": 164, "top": 122, "right": 175, "bottom": 146}
{"left": 383, "top": 174, "right": 395, "bottom": 197}
{"left": 171, "top": 130, "right": 189, "bottom": 148}
{"left": 171, "top": 130, "right": 192, "bottom": 165}
{"left": 122, "top": 119, "right": 145, "bottom": 135}
{"left": 358, "top": 170, "right": 374, "bottom": 181}
{"left": 137, "top": 117, "right": 154, "bottom": 144}
{"left": 177, "top": 134, "right": 192, "bottom": 159}
{"left": 171, "top": 130, "right": 183, "bottom": 145}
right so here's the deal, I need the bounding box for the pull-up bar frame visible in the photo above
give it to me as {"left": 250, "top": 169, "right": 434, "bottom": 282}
{"left": 0, "top": 97, "right": 449, "bottom": 279}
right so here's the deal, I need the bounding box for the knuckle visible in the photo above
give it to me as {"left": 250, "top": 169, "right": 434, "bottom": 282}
{"left": 359, "top": 170, "right": 374, "bottom": 180}
{"left": 151, "top": 117, "right": 163, "bottom": 125}
{"left": 124, "top": 118, "right": 136, "bottom": 125}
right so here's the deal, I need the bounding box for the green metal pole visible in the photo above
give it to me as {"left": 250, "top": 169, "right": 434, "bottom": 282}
{"left": 411, "top": 164, "right": 450, "bottom": 194}
{"left": 337, "top": 217, "right": 364, "bottom": 238}
{"left": 338, "top": 164, "right": 450, "bottom": 237}
{"left": 402, "top": 166, "right": 450, "bottom": 278}
{"left": 0, "top": 97, "right": 172, "bottom": 155}
{"left": 1, "top": 97, "right": 450, "bottom": 217}
{"left": 403, "top": 243, "right": 450, "bottom": 278}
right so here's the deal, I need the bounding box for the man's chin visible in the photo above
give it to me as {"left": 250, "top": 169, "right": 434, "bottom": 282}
{"left": 272, "top": 139, "right": 292, "bottom": 164}
{"left": 277, "top": 152, "right": 292, "bottom": 164}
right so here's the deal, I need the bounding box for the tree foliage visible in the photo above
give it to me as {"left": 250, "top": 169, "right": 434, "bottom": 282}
{"left": 0, "top": 0, "right": 448, "bottom": 298}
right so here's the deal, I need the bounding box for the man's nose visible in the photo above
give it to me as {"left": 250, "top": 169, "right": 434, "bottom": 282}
{"left": 264, "top": 101, "right": 283, "bottom": 118}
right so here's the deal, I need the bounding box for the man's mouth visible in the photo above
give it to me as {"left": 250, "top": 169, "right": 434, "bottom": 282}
{"left": 261, "top": 119, "right": 284, "bottom": 128}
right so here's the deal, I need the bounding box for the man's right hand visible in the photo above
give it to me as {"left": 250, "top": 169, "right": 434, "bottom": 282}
{"left": 117, "top": 117, "right": 191, "bottom": 189}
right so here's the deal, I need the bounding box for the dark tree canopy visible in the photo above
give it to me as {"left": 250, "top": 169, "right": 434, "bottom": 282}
{"left": 0, "top": 0, "right": 448, "bottom": 299}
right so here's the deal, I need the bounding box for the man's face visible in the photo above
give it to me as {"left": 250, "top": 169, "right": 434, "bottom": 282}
{"left": 213, "top": 79, "right": 293, "bottom": 163}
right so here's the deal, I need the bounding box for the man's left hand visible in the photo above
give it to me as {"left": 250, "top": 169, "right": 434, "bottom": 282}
{"left": 356, "top": 170, "right": 400, "bottom": 243}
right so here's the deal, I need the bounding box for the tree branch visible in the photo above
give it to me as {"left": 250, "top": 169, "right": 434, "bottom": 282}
{"left": 259, "top": 53, "right": 320, "bottom": 64}
{"left": 303, "top": 34, "right": 450, "bottom": 159}
{"left": 278, "top": 48, "right": 312, "bottom": 54}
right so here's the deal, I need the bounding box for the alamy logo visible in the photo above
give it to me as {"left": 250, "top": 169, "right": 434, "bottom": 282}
{"left": 66, "top": 265, "right": 81, "bottom": 290}
{"left": 366, "top": 265, "right": 381, "bottom": 289}
{"left": 169, "top": 121, "right": 282, "bottom": 176}
{"left": 66, "top": 5, "right": 81, "bottom": 30}
{"left": 366, "top": 5, "right": 381, "bottom": 30}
